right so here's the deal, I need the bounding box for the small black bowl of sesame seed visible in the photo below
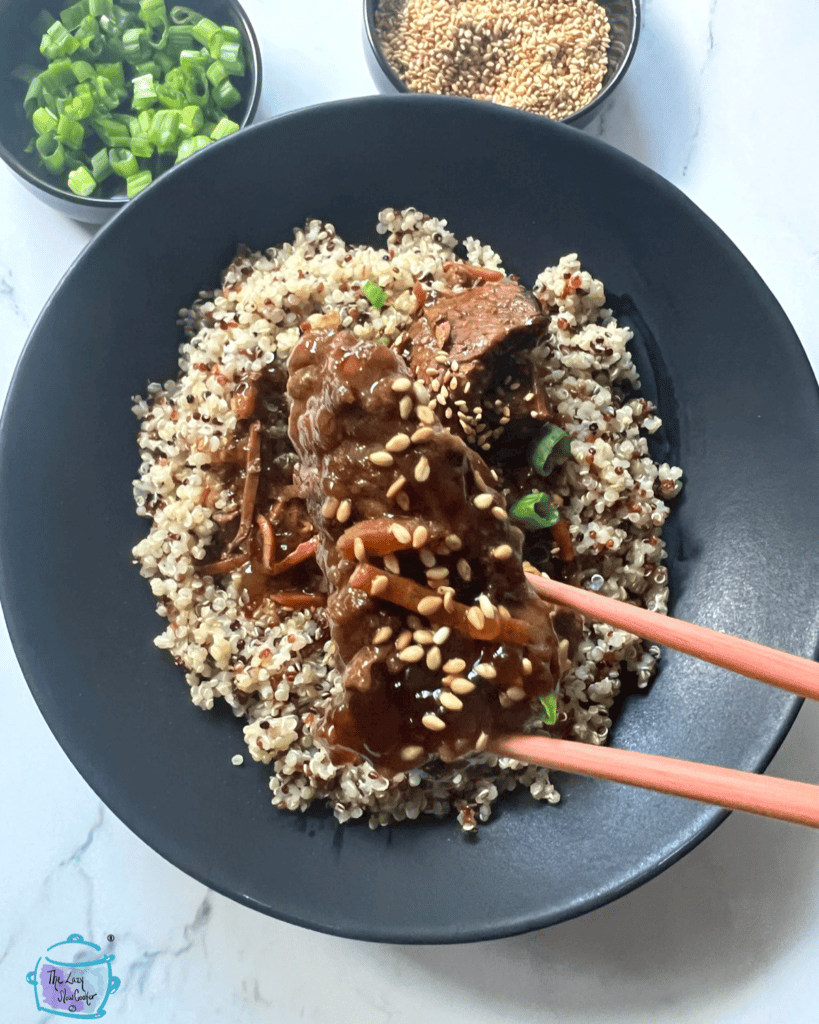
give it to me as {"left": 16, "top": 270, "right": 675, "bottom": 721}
{"left": 363, "top": 0, "right": 639, "bottom": 128}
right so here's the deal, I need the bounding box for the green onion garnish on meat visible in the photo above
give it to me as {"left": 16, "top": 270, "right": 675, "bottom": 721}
{"left": 362, "top": 280, "right": 388, "bottom": 309}
{"left": 529, "top": 424, "right": 570, "bottom": 476}
{"left": 540, "top": 693, "right": 558, "bottom": 725}
{"left": 508, "top": 492, "right": 560, "bottom": 530}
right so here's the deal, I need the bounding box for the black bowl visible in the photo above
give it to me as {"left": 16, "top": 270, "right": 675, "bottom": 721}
{"left": 363, "top": 0, "right": 640, "bottom": 128}
{"left": 2, "top": 95, "right": 818, "bottom": 943}
{"left": 0, "top": 0, "right": 262, "bottom": 224}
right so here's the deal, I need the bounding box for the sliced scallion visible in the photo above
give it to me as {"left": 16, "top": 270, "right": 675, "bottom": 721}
{"left": 540, "top": 693, "right": 558, "bottom": 725}
{"left": 125, "top": 167, "right": 152, "bottom": 195}
{"left": 67, "top": 163, "right": 96, "bottom": 195}
{"left": 362, "top": 280, "right": 388, "bottom": 309}
{"left": 508, "top": 492, "right": 561, "bottom": 530}
{"left": 529, "top": 424, "right": 571, "bottom": 476}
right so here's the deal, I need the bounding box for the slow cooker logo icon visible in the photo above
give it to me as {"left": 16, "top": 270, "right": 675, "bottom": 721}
{"left": 26, "top": 934, "right": 121, "bottom": 1018}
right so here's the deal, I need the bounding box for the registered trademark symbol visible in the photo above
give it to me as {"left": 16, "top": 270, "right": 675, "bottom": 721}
{"left": 107, "top": 934, "right": 115, "bottom": 942}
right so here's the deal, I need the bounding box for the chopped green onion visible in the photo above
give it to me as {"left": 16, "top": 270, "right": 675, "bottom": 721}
{"left": 131, "top": 71, "right": 157, "bottom": 107}
{"left": 529, "top": 424, "right": 571, "bottom": 476}
{"left": 88, "top": 0, "right": 114, "bottom": 16}
{"left": 204, "top": 58, "right": 226, "bottom": 87}
{"left": 56, "top": 111, "right": 84, "bottom": 147}
{"left": 41, "top": 20, "right": 80, "bottom": 58}
{"left": 362, "top": 280, "right": 388, "bottom": 309}
{"left": 109, "top": 145, "right": 138, "bottom": 176}
{"left": 212, "top": 78, "right": 239, "bottom": 109}
{"left": 178, "top": 102, "right": 202, "bottom": 136}
{"left": 90, "top": 146, "right": 112, "bottom": 179}
{"left": 209, "top": 115, "right": 237, "bottom": 140}
{"left": 32, "top": 10, "right": 59, "bottom": 37}
{"left": 71, "top": 58, "right": 95, "bottom": 80}
{"left": 376, "top": 337, "right": 390, "bottom": 346}
{"left": 169, "top": 5, "right": 201, "bottom": 25}
{"left": 217, "top": 40, "right": 243, "bottom": 76}
{"left": 540, "top": 693, "right": 558, "bottom": 726}
{"left": 67, "top": 163, "right": 96, "bottom": 195}
{"left": 508, "top": 492, "right": 561, "bottom": 530}
{"left": 125, "top": 167, "right": 151, "bottom": 195}
{"left": 32, "top": 106, "right": 59, "bottom": 134}
{"left": 60, "top": 1, "right": 90, "bottom": 33}
{"left": 35, "top": 131, "right": 66, "bottom": 172}
{"left": 174, "top": 133, "right": 210, "bottom": 161}
{"left": 190, "top": 16, "right": 219, "bottom": 47}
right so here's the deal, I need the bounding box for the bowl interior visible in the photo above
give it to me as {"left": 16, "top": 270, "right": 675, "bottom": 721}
{"left": 1, "top": 96, "right": 816, "bottom": 943}
{"left": 364, "top": 0, "right": 638, "bottom": 125}
{"left": 0, "top": 0, "right": 261, "bottom": 208}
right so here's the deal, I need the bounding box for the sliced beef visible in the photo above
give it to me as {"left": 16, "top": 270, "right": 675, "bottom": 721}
{"left": 287, "top": 327, "right": 576, "bottom": 775}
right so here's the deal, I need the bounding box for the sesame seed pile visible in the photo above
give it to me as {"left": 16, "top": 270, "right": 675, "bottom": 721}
{"left": 132, "top": 207, "right": 682, "bottom": 830}
{"left": 375, "top": 0, "right": 611, "bottom": 120}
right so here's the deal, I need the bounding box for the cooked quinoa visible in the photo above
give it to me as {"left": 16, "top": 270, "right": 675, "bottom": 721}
{"left": 375, "top": 0, "right": 611, "bottom": 121}
{"left": 132, "top": 208, "right": 681, "bottom": 830}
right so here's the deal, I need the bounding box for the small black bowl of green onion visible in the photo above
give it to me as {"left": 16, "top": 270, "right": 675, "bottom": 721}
{"left": 0, "top": 0, "right": 261, "bottom": 223}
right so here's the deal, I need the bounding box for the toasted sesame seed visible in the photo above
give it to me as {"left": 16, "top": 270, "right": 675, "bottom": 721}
{"left": 439, "top": 691, "right": 463, "bottom": 711}
{"left": 433, "top": 626, "right": 451, "bottom": 645}
{"left": 396, "top": 492, "right": 411, "bottom": 511}
{"left": 416, "top": 405, "right": 435, "bottom": 425}
{"left": 422, "top": 712, "right": 446, "bottom": 731}
{"left": 475, "top": 663, "right": 497, "bottom": 680}
{"left": 466, "top": 606, "right": 485, "bottom": 630}
{"left": 401, "top": 744, "right": 425, "bottom": 761}
{"left": 475, "top": 731, "right": 489, "bottom": 752}
{"left": 521, "top": 657, "right": 533, "bottom": 675}
{"left": 442, "top": 588, "right": 456, "bottom": 613}
{"left": 390, "top": 522, "right": 412, "bottom": 544}
{"left": 426, "top": 566, "right": 449, "bottom": 581}
{"left": 370, "top": 573, "right": 389, "bottom": 595}
{"left": 407, "top": 614, "right": 423, "bottom": 630}
{"left": 395, "top": 629, "right": 413, "bottom": 651}
{"left": 369, "top": 449, "right": 394, "bottom": 467}
{"left": 336, "top": 499, "right": 352, "bottom": 523}
{"left": 373, "top": 625, "right": 393, "bottom": 644}
{"left": 391, "top": 377, "right": 412, "bottom": 392}
{"left": 399, "top": 394, "right": 413, "bottom": 418}
{"left": 411, "top": 426, "right": 434, "bottom": 443}
{"left": 412, "top": 525, "right": 429, "bottom": 548}
{"left": 434, "top": 352, "right": 449, "bottom": 364}
{"left": 414, "top": 455, "right": 431, "bottom": 482}
{"left": 417, "top": 595, "right": 443, "bottom": 616}
{"left": 445, "top": 533, "right": 463, "bottom": 551}
{"left": 498, "top": 605, "right": 511, "bottom": 620}
{"left": 498, "top": 693, "right": 514, "bottom": 708}
{"left": 413, "top": 381, "right": 431, "bottom": 404}
{"left": 386, "top": 475, "right": 407, "bottom": 498}
{"left": 398, "top": 644, "right": 425, "bottom": 663}
{"left": 420, "top": 549, "right": 437, "bottom": 568}
{"left": 491, "top": 506, "right": 508, "bottom": 521}
{"left": 473, "top": 493, "right": 493, "bottom": 510}
{"left": 492, "top": 544, "right": 513, "bottom": 560}
{"left": 321, "top": 496, "right": 339, "bottom": 518}
{"left": 426, "top": 647, "right": 442, "bottom": 671}
{"left": 386, "top": 432, "right": 411, "bottom": 453}
{"left": 383, "top": 553, "right": 400, "bottom": 574}
{"left": 443, "top": 658, "right": 466, "bottom": 674}
{"left": 354, "top": 537, "right": 366, "bottom": 561}
{"left": 524, "top": 392, "right": 534, "bottom": 401}
{"left": 451, "top": 678, "right": 477, "bottom": 696}
{"left": 478, "top": 594, "right": 496, "bottom": 619}
{"left": 456, "top": 558, "right": 472, "bottom": 581}
{"left": 413, "top": 629, "right": 434, "bottom": 645}
{"left": 506, "top": 686, "right": 528, "bottom": 702}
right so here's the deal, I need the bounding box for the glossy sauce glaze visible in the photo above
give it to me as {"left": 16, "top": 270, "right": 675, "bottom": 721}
{"left": 287, "top": 326, "right": 577, "bottom": 775}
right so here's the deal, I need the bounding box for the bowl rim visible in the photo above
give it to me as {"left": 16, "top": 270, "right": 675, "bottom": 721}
{"left": 0, "top": 0, "right": 263, "bottom": 212}
{"left": 362, "top": 0, "right": 641, "bottom": 126}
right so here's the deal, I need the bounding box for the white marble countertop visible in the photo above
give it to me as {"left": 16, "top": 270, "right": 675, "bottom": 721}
{"left": 3, "top": 0, "right": 819, "bottom": 1020}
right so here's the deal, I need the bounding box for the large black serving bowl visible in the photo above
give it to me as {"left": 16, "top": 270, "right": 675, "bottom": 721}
{"left": 2, "top": 95, "right": 818, "bottom": 943}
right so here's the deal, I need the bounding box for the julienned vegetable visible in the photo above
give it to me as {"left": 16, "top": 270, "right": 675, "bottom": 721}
{"left": 19, "top": 1, "right": 247, "bottom": 199}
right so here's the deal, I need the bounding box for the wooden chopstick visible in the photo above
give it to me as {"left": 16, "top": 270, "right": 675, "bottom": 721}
{"left": 526, "top": 572, "right": 819, "bottom": 701}
{"left": 489, "top": 734, "right": 819, "bottom": 829}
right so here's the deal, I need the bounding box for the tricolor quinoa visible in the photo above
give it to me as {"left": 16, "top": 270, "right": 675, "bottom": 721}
{"left": 132, "top": 208, "right": 681, "bottom": 829}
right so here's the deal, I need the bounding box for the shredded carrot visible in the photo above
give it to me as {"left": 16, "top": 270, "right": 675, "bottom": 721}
{"left": 269, "top": 591, "right": 326, "bottom": 609}
{"left": 443, "top": 261, "right": 504, "bottom": 283}
{"left": 198, "top": 553, "right": 249, "bottom": 575}
{"left": 227, "top": 421, "right": 261, "bottom": 553}
{"left": 255, "top": 513, "right": 276, "bottom": 570}
{"left": 269, "top": 536, "right": 318, "bottom": 576}
{"left": 550, "top": 519, "right": 575, "bottom": 561}
{"left": 337, "top": 518, "right": 439, "bottom": 558}
{"left": 348, "top": 563, "right": 531, "bottom": 646}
